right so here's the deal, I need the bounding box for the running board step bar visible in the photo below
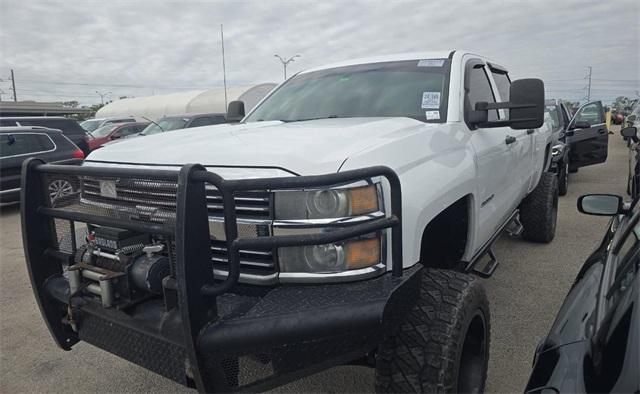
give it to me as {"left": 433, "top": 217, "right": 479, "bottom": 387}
{"left": 462, "top": 209, "right": 519, "bottom": 278}
{"left": 470, "top": 248, "right": 498, "bottom": 278}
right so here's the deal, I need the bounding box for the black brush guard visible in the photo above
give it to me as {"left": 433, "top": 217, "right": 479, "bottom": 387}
{"left": 21, "top": 158, "right": 422, "bottom": 392}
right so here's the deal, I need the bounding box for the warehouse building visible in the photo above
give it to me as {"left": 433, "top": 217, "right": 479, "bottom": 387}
{"left": 95, "top": 83, "right": 277, "bottom": 121}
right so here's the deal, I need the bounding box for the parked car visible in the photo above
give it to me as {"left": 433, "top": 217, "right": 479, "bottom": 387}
{"left": 526, "top": 193, "right": 639, "bottom": 393}
{"left": 23, "top": 51, "right": 564, "bottom": 393}
{"left": 612, "top": 110, "right": 625, "bottom": 125}
{"left": 626, "top": 104, "right": 639, "bottom": 127}
{"left": 87, "top": 122, "right": 149, "bottom": 151}
{"left": 0, "top": 126, "right": 84, "bottom": 205}
{"left": 0, "top": 116, "right": 91, "bottom": 155}
{"left": 621, "top": 126, "right": 640, "bottom": 198}
{"left": 545, "top": 99, "right": 608, "bottom": 195}
{"left": 79, "top": 117, "right": 137, "bottom": 133}
{"left": 131, "top": 113, "right": 228, "bottom": 138}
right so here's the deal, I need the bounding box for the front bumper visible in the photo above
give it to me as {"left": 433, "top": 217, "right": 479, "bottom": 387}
{"left": 21, "top": 159, "right": 411, "bottom": 392}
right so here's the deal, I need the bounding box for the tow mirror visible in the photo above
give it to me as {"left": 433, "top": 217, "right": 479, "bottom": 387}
{"left": 507, "top": 79, "right": 545, "bottom": 130}
{"left": 473, "top": 78, "right": 544, "bottom": 130}
{"left": 577, "top": 194, "right": 623, "bottom": 216}
{"left": 227, "top": 101, "right": 245, "bottom": 123}
{"left": 621, "top": 126, "right": 638, "bottom": 141}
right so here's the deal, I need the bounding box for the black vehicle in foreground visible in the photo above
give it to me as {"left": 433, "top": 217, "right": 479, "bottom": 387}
{"left": 545, "top": 99, "right": 608, "bottom": 196}
{"left": 0, "top": 126, "right": 84, "bottom": 205}
{"left": 0, "top": 116, "right": 91, "bottom": 155}
{"left": 526, "top": 194, "right": 639, "bottom": 393}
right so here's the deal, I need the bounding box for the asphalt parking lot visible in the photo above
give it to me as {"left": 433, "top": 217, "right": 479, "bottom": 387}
{"left": 0, "top": 126, "right": 627, "bottom": 393}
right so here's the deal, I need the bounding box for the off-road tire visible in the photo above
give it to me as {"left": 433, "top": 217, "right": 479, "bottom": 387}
{"left": 520, "top": 172, "right": 558, "bottom": 243}
{"left": 558, "top": 160, "right": 569, "bottom": 196}
{"left": 375, "top": 269, "right": 490, "bottom": 393}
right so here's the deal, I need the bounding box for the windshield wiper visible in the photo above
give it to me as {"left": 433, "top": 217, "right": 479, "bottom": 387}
{"left": 281, "top": 115, "right": 339, "bottom": 123}
{"left": 142, "top": 116, "right": 164, "bottom": 133}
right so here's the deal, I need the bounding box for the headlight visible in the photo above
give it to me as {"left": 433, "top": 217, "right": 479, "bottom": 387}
{"left": 551, "top": 144, "right": 564, "bottom": 157}
{"left": 278, "top": 235, "right": 381, "bottom": 273}
{"left": 274, "top": 184, "right": 379, "bottom": 219}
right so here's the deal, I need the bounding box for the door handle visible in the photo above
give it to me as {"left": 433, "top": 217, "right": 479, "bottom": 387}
{"left": 597, "top": 129, "right": 606, "bottom": 134}
{"left": 505, "top": 136, "right": 516, "bottom": 145}
{"left": 526, "top": 129, "right": 535, "bottom": 135}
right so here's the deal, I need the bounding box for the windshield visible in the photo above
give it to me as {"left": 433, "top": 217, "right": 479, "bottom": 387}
{"left": 90, "top": 124, "right": 119, "bottom": 138}
{"left": 545, "top": 105, "right": 561, "bottom": 130}
{"left": 245, "top": 59, "right": 450, "bottom": 123}
{"left": 80, "top": 119, "right": 102, "bottom": 132}
{"left": 140, "top": 117, "right": 189, "bottom": 136}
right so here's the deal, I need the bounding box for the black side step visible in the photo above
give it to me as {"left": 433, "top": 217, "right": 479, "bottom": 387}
{"left": 470, "top": 248, "right": 498, "bottom": 278}
{"left": 461, "top": 209, "right": 518, "bottom": 278}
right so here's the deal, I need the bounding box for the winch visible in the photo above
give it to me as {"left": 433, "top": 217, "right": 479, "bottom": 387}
{"left": 68, "top": 226, "right": 170, "bottom": 308}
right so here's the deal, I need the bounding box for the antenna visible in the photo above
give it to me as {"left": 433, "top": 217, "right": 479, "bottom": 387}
{"left": 221, "top": 24, "right": 228, "bottom": 111}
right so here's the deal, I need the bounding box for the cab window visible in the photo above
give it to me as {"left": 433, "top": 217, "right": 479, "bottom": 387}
{"left": 466, "top": 63, "right": 499, "bottom": 122}
{"left": 491, "top": 70, "right": 511, "bottom": 102}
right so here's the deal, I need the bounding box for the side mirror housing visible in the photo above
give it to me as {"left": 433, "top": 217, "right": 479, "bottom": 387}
{"left": 572, "top": 120, "right": 591, "bottom": 129}
{"left": 627, "top": 114, "right": 637, "bottom": 123}
{"left": 508, "top": 78, "right": 545, "bottom": 130}
{"left": 227, "top": 101, "right": 245, "bottom": 123}
{"left": 621, "top": 126, "right": 638, "bottom": 141}
{"left": 577, "top": 194, "right": 623, "bottom": 216}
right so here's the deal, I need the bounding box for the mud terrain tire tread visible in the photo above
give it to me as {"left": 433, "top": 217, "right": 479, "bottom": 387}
{"left": 375, "top": 268, "right": 490, "bottom": 393}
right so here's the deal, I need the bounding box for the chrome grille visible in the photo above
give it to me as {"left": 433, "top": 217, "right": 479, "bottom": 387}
{"left": 81, "top": 179, "right": 271, "bottom": 219}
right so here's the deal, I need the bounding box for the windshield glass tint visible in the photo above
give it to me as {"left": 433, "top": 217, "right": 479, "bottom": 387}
{"left": 245, "top": 59, "right": 449, "bottom": 123}
{"left": 80, "top": 119, "right": 101, "bottom": 132}
{"left": 90, "top": 124, "right": 118, "bottom": 138}
{"left": 141, "top": 118, "right": 188, "bottom": 135}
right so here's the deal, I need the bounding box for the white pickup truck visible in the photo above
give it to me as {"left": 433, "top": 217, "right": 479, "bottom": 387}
{"left": 23, "top": 50, "right": 556, "bottom": 393}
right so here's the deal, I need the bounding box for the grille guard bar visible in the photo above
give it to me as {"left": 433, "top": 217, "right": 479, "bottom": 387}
{"left": 21, "top": 158, "right": 403, "bottom": 392}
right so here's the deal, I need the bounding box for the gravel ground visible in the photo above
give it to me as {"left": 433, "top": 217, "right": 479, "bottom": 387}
{"left": 0, "top": 127, "right": 626, "bottom": 393}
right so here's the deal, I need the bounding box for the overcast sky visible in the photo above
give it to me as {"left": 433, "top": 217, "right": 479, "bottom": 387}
{"left": 1, "top": 0, "right": 638, "bottom": 105}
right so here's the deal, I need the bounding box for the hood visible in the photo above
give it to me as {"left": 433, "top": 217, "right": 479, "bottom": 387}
{"left": 86, "top": 117, "right": 435, "bottom": 175}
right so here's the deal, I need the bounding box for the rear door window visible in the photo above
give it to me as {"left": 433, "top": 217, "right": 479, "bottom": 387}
{"left": 0, "top": 133, "right": 55, "bottom": 158}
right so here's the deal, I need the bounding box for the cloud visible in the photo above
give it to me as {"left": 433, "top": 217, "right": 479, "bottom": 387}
{"left": 0, "top": 0, "right": 638, "bottom": 104}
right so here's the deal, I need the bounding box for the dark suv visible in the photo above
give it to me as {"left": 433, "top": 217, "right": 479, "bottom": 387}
{"left": 0, "top": 117, "right": 91, "bottom": 155}
{"left": 545, "top": 99, "right": 608, "bottom": 196}
{"left": 0, "top": 126, "right": 84, "bottom": 205}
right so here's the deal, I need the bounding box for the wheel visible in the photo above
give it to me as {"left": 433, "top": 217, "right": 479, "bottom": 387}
{"left": 375, "top": 268, "right": 490, "bottom": 393}
{"left": 557, "top": 160, "right": 569, "bottom": 196}
{"left": 520, "top": 172, "right": 558, "bottom": 243}
{"left": 48, "top": 177, "right": 75, "bottom": 205}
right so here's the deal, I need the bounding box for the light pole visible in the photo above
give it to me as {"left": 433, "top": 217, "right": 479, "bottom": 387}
{"left": 96, "top": 90, "right": 111, "bottom": 105}
{"left": 274, "top": 54, "right": 300, "bottom": 80}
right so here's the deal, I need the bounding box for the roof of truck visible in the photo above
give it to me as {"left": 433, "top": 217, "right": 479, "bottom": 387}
{"left": 300, "top": 50, "right": 504, "bottom": 74}
{"left": 301, "top": 51, "right": 458, "bottom": 74}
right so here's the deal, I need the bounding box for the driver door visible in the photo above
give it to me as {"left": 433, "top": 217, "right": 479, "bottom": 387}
{"left": 567, "top": 101, "right": 608, "bottom": 169}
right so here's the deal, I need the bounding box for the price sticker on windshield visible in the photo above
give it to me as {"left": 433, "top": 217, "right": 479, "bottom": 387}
{"left": 417, "top": 59, "right": 445, "bottom": 67}
{"left": 421, "top": 92, "right": 440, "bottom": 109}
